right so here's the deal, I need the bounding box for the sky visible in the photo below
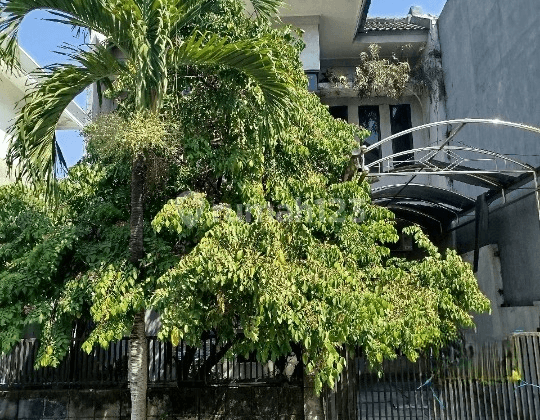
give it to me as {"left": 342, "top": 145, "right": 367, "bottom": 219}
{"left": 15, "top": 0, "right": 448, "bottom": 168}
{"left": 368, "top": 0, "right": 446, "bottom": 16}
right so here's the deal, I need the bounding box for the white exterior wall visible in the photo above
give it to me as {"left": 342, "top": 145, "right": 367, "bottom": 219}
{"left": 281, "top": 15, "right": 320, "bottom": 72}
{"left": 0, "top": 69, "right": 22, "bottom": 184}
{"left": 0, "top": 70, "right": 25, "bottom": 160}
{"left": 299, "top": 23, "right": 320, "bottom": 71}
{"left": 0, "top": 126, "right": 10, "bottom": 160}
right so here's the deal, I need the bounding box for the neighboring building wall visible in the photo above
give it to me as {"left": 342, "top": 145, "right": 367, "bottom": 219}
{"left": 439, "top": 0, "right": 540, "bottom": 305}
{"left": 439, "top": 0, "right": 540, "bottom": 176}
{"left": 453, "top": 193, "right": 540, "bottom": 306}
{"left": 439, "top": 0, "right": 540, "bottom": 166}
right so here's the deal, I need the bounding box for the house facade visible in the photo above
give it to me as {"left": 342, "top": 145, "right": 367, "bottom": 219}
{"left": 2, "top": 1, "right": 540, "bottom": 418}
{"left": 284, "top": 0, "right": 540, "bottom": 344}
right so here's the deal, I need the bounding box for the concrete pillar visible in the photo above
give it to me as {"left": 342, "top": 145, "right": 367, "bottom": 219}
{"left": 281, "top": 15, "right": 321, "bottom": 73}
{"left": 304, "top": 373, "right": 324, "bottom": 420}
{"left": 379, "top": 104, "right": 393, "bottom": 171}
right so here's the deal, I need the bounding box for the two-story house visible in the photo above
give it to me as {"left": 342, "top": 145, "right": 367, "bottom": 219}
{"left": 283, "top": 0, "right": 540, "bottom": 344}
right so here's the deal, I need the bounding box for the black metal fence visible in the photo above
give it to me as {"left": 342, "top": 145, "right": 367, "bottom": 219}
{"left": 324, "top": 334, "right": 540, "bottom": 420}
{"left": 0, "top": 336, "right": 302, "bottom": 389}
{"left": 5, "top": 334, "right": 540, "bottom": 419}
{"left": 147, "top": 337, "right": 301, "bottom": 385}
{"left": 0, "top": 338, "right": 130, "bottom": 388}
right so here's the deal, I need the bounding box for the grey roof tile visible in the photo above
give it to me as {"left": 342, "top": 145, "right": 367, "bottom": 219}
{"left": 360, "top": 18, "right": 428, "bottom": 32}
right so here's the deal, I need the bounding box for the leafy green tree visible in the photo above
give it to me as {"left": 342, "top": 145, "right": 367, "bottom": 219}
{"left": 0, "top": 3, "right": 489, "bottom": 417}
{"left": 138, "top": 12, "right": 490, "bottom": 389}
{"left": 0, "top": 0, "right": 291, "bottom": 416}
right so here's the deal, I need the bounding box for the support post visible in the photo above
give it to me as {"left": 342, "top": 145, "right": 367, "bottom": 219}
{"left": 473, "top": 193, "right": 489, "bottom": 273}
{"left": 533, "top": 171, "right": 540, "bottom": 226}
{"left": 304, "top": 373, "right": 325, "bottom": 420}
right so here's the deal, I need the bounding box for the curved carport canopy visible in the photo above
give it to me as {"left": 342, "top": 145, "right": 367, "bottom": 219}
{"left": 357, "top": 119, "right": 540, "bottom": 231}
{"left": 371, "top": 184, "right": 475, "bottom": 233}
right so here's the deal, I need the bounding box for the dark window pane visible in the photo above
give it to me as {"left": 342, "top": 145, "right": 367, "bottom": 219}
{"left": 305, "top": 72, "right": 318, "bottom": 92}
{"left": 329, "top": 105, "right": 348, "bottom": 122}
{"left": 390, "top": 104, "right": 414, "bottom": 166}
{"left": 358, "top": 105, "right": 381, "bottom": 172}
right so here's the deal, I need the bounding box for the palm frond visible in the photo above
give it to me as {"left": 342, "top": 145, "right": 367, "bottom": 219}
{"left": 0, "top": 8, "right": 24, "bottom": 69}
{"left": 132, "top": 0, "right": 219, "bottom": 111}
{"left": 133, "top": 1, "right": 174, "bottom": 111}
{"left": 170, "top": 0, "right": 217, "bottom": 37}
{"left": 170, "top": 32, "right": 292, "bottom": 109}
{"left": 249, "top": 0, "right": 284, "bottom": 20}
{"left": 169, "top": 31, "right": 294, "bottom": 141}
{"left": 6, "top": 44, "right": 124, "bottom": 200}
{"left": 0, "top": 0, "right": 141, "bottom": 66}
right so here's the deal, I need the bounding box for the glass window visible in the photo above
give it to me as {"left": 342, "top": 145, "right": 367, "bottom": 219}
{"left": 358, "top": 105, "right": 382, "bottom": 171}
{"left": 328, "top": 105, "right": 348, "bottom": 122}
{"left": 390, "top": 104, "right": 414, "bottom": 166}
{"left": 305, "top": 72, "right": 318, "bottom": 92}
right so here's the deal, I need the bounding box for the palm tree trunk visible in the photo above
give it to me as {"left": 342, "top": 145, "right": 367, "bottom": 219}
{"left": 129, "top": 310, "right": 148, "bottom": 420}
{"left": 129, "top": 154, "right": 147, "bottom": 420}
{"left": 130, "top": 154, "right": 146, "bottom": 265}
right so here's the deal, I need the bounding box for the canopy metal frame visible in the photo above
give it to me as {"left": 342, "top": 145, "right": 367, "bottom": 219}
{"left": 357, "top": 118, "right": 540, "bottom": 228}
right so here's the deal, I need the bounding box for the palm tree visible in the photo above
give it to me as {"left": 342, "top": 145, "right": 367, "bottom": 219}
{"left": 0, "top": 0, "right": 290, "bottom": 417}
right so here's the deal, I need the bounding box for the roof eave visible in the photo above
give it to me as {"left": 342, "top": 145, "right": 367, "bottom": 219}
{"left": 354, "top": 30, "right": 428, "bottom": 46}
{"left": 1, "top": 46, "right": 86, "bottom": 131}
{"left": 354, "top": 0, "right": 372, "bottom": 39}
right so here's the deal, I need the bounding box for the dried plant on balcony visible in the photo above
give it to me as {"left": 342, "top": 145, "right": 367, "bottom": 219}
{"left": 324, "top": 68, "right": 350, "bottom": 87}
{"left": 354, "top": 44, "right": 410, "bottom": 99}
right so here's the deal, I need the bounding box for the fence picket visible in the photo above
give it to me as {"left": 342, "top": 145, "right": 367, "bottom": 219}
{"left": 442, "top": 351, "right": 450, "bottom": 420}
{"left": 523, "top": 335, "right": 540, "bottom": 419}
{"left": 413, "top": 358, "right": 421, "bottom": 420}
{"left": 417, "top": 356, "right": 428, "bottom": 420}
{"left": 489, "top": 343, "right": 500, "bottom": 420}
{"left": 319, "top": 337, "right": 540, "bottom": 420}
{"left": 381, "top": 357, "right": 387, "bottom": 420}
{"left": 530, "top": 335, "right": 540, "bottom": 420}
{"left": 467, "top": 347, "right": 476, "bottom": 420}
{"left": 497, "top": 342, "right": 509, "bottom": 420}
{"left": 448, "top": 348, "right": 458, "bottom": 420}
{"left": 516, "top": 335, "right": 532, "bottom": 418}
{"left": 347, "top": 350, "right": 355, "bottom": 420}
{"left": 457, "top": 343, "right": 468, "bottom": 420}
